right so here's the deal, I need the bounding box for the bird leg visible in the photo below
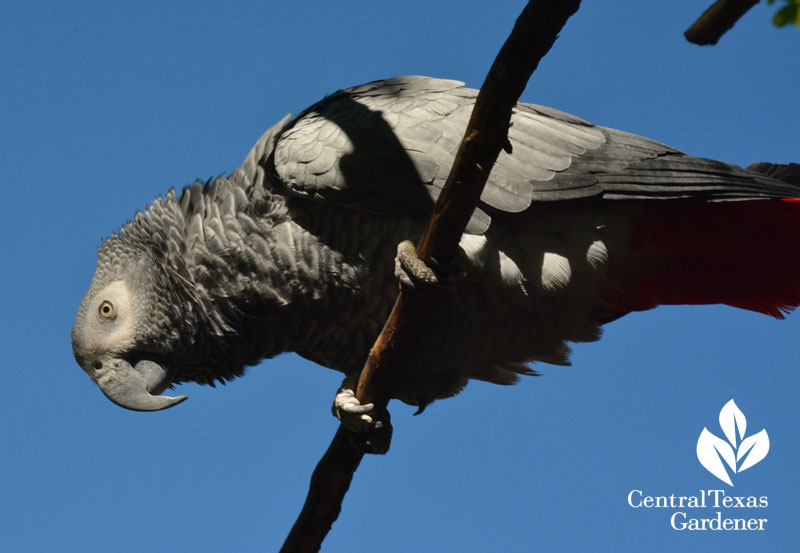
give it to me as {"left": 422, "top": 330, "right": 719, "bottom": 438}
{"left": 332, "top": 373, "right": 393, "bottom": 454}
{"left": 395, "top": 240, "right": 443, "bottom": 291}
{"left": 332, "top": 240, "right": 464, "bottom": 454}
{"left": 395, "top": 238, "right": 481, "bottom": 291}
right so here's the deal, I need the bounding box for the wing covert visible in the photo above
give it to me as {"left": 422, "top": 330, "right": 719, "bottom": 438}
{"left": 262, "top": 76, "right": 798, "bottom": 234}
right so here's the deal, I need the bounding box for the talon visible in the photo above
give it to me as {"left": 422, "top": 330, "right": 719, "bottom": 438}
{"left": 333, "top": 386, "right": 374, "bottom": 417}
{"left": 347, "top": 411, "right": 392, "bottom": 455}
{"left": 331, "top": 374, "right": 393, "bottom": 453}
{"left": 359, "top": 413, "right": 384, "bottom": 429}
{"left": 395, "top": 240, "right": 440, "bottom": 290}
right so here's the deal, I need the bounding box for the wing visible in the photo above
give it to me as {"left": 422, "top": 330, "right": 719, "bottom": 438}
{"left": 264, "top": 76, "right": 799, "bottom": 233}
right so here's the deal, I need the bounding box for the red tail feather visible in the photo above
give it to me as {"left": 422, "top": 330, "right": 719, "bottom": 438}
{"left": 602, "top": 199, "right": 800, "bottom": 318}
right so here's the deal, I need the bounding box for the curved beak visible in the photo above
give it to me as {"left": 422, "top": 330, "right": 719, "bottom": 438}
{"left": 93, "top": 357, "right": 187, "bottom": 412}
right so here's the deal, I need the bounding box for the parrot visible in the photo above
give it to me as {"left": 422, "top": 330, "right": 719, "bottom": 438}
{"left": 71, "top": 76, "right": 800, "bottom": 444}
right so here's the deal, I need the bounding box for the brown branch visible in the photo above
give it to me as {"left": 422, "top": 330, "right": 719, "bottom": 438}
{"left": 278, "top": 426, "right": 362, "bottom": 553}
{"left": 685, "top": 0, "right": 761, "bottom": 45}
{"left": 280, "top": 1, "right": 581, "bottom": 551}
{"left": 356, "top": 0, "right": 582, "bottom": 432}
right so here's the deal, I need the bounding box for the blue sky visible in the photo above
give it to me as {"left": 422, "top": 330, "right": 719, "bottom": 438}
{"left": 1, "top": 1, "right": 798, "bottom": 551}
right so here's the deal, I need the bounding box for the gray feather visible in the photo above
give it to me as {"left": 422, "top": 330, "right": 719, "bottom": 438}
{"left": 72, "top": 75, "right": 800, "bottom": 411}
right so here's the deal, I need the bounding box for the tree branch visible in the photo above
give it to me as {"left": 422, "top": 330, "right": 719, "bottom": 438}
{"left": 280, "top": 2, "right": 581, "bottom": 551}
{"left": 685, "top": 0, "right": 761, "bottom": 45}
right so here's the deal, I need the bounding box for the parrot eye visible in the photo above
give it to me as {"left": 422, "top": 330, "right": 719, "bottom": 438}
{"left": 98, "top": 300, "right": 115, "bottom": 319}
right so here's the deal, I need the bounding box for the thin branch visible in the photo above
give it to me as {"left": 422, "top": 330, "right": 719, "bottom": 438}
{"left": 278, "top": 427, "right": 361, "bottom": 553}
{"left": 356, "top": 0, "right": 582, "bottom": 429}
{"left": 685, "top": 0, "right": 761, "bottom": 45}
{"left": 280, "top": 1, "right": 581, "bottom": 552}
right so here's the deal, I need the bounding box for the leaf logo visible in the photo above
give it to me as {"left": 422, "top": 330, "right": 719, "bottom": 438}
{"left": 696, "top": 399, "right": 769, "bottom": 486}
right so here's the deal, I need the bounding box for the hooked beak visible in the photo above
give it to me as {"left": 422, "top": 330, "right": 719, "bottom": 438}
{"left": 92, "top": 357, "right": 187, "bottom": 412}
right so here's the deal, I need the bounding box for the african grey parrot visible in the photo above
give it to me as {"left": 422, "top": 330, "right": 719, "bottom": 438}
{"left": 72, "top": 76, "right": 800, "bottom": 434}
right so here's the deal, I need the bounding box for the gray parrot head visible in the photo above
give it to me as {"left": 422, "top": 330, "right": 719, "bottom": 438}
{"left": 72, "top": 199, "right": 196, "bottom": 412}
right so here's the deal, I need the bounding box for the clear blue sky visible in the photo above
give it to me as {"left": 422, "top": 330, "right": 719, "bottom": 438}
{"left": 2, "top": 1, "right": 798, "bottom": 552}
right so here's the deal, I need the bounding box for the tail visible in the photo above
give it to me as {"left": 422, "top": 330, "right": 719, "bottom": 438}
{"left": 601, "top": 164, "right": 800, "bottom": 319}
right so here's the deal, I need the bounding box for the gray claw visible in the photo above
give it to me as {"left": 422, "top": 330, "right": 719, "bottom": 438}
{"left": 395, "top": 240, "right": 439, "bottom": 290}
{"left": 332, "top": 374, "right": 393, "bottom": 454}
{"left": 333, "top": 386, "right": 383, "bottom": 431}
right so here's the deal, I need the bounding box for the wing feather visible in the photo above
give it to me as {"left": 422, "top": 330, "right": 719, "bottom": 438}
{"left": 261, "top": 76, "right": 798, "bottom": 232}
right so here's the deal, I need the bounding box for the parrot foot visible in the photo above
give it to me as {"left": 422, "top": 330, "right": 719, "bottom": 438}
{"left": 394, "top": 240, "right": 441, "bottom": 291}
{"left": 332, "top": 374, "right": 393, "bottom": 454}
{"left": 395, "top": 239, "right": 479, "bottom": 291}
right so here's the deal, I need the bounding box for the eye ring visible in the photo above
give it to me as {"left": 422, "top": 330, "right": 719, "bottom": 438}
{"left": 99, "top": 300, "right": 115, "bottom": 319}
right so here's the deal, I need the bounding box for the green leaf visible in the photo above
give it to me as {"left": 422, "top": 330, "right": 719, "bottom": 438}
{"left": 773, "top": 4, "right": 800, "bottom": 27}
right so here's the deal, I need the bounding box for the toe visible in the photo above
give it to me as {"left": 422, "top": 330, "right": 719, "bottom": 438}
{"left": 395, "top": 240, "right": 439, "bottom": 288}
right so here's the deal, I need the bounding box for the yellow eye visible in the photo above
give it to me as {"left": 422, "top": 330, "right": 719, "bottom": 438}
{"left": 99, "top": 300, "right": 115, "bottom": 319}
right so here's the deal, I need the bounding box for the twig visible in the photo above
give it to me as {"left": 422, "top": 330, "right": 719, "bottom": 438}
{"left": 280, "top": 1, "right": 581, "bottom": 551}
{"left": 278, "top": 427, "right": 362, "bottom": 553}
{"left": 685, "top": 0, "right": 761, "bottom": 45}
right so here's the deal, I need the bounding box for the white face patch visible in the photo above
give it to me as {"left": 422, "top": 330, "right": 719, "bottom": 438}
{"left": 79, "top": 280, "right": 136, "bottom": 359}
